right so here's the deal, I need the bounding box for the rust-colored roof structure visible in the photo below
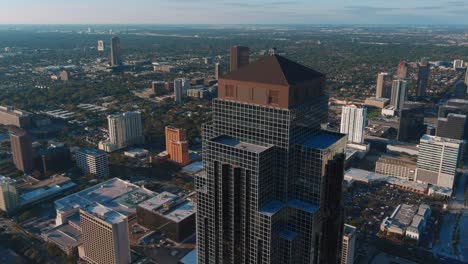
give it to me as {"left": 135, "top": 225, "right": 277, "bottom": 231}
{"left": 222, "top": 54, "right": 324, "bottom": 86}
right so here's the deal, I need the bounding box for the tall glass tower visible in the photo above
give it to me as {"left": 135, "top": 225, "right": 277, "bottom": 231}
{"left": 196, "top": 54, "right": 347, "bottom": 264}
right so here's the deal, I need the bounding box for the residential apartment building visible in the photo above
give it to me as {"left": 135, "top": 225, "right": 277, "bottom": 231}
{"left": 76, "top": 148, "right": 109, "bottom": 177}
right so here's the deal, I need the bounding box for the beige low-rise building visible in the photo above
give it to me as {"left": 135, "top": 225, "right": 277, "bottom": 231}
{"left": 375, "top": 155, "right": 417, "bottom": 181}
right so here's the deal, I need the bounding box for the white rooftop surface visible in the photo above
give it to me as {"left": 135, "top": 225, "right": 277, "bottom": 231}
{"left": 138, "top": 191, "right": 178, "bottom": 211}
{"left": 164, "top": 201, "right": 196, "bottom": 223}
{"left": 344, "top": 168, "right": 387, "bottom": 183}
{"left": 84, "top": 203, "right": 126, "bottom": 224}
{"left": 78, "top": 147, "right": 106, "bottom": 157}
{"left": 55, "top": 178, "right": 156, "bottom": 223}
{"left": 213, "top": 136, "right": 271, "bottom": 153}
{"left": 420, "top": 134, "right": 464, "bottom": 145}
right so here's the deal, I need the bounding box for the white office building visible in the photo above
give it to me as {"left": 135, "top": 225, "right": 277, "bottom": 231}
{"left": 340, "top": 105, "right": 367, "bottom": 144}
{"left": 453, "top": 59, "right": 464, "bottom": 70}
{"left": 76, "top": 148, "right": 109, "bottom": 177}
{"left": 415, "top": 135, "right": 463, "bottom": 189}
{"left": 0, "top": 176, "right": 19, "bottom": 213}
{"left": 102, "top": 111, "right": 144, "bottom": 152}
{"left": 174, "top": 78, "right": 191, "bottom": 103}
{"left": 341, "top": 224, "right": 356, "bottom": 264}
{"left": 390, "top": 79, "right": 408, "bottom": 111}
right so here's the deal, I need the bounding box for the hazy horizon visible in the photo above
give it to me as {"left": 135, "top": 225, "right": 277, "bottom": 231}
{"left": 2, "top": 0, "right": 468, "bottom": 25}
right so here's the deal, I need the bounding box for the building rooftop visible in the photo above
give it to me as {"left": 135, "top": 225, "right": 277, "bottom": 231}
{"left": 392, "top": 204, "right": 417, "bottom": 227}
{"left": 0, "top": 175, "right": 15, "bottom": 185}
{"left": 302, "top": 132, "right": 344, "bottom": 150}
{"left": 259, "top": 200, "right": 285, "bottom": 216}
{"left": 366, "top": 97, "right": 390, "bottom": 102}
{"left": 45, "top": 223, "right": 81, "bottom": 249}
{"left": 343, "top": 224, "right": 357, "bottom": 237}
{"left": 77, "top": 147, "right": 106, "bottom": 157}
{"left": 420, "top": 134, "right": 464, "bottom": 145}
{"left": 288, "top": 199, "right": 319, "bottom": 214}
{"left": 164, "top": 201, "right": 196, "bottom": 223}
{"left": 377, "top": 155, "right": 417, "bottom": 168}
{"left": 222, "top": 54, "right": 324, "bottom": 86}
{"left": 212, "top": 135, "right": 271, "bottom": 153}
{"left": 55, "top": 178, "right": 156, "bottom": 224}
{"left": 138, "top": 191, "right": 178, "bottom": 212}
{"left": 277, "top": 229, "right": 298, "bottom": 241}
{"left": 83, "top": 203, "right": 127, "bottom": 224}
{"left": 0, "top": 106, "right": 30, "bottom": 117}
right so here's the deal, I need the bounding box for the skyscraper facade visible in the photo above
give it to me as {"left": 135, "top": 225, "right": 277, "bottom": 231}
{"left": 341, "top": 224, "right": 356, "bottom": 264}
{"left": 174, "top": 78, "right": 191, "bottom": 103}
{"left": 0, "top": 176, "right": 19, "bottom": 214}
{"left": 98, "top": 40, "right": 104, "bottom": 51}
{"left": 453, "top": 59, "right": 464, "bottom": 70}
{"left": 165, "top": 126, "right": 190, "bottom": 165}
{"left": 397, "top": 61, "right": 408, "bottom": 79}
{"left": 196, "top": 54, "right": 347, "bottom": 264}
{"left": 436, "top": 113, "right": 468, "bottom": 140}
{"left": 9, "top": 127, "right": 34, "bottom": 173}
{"left": 390, "top": 79, "right": 408, "bottom": 111}
{"left": 415, "top": 135, "right": 463, "bottom": 189}
{"left": 229, "top": 46, "right": 250, "bottom": 72}
{"left": 215, "top": 62, "right": 221, "bottom": 80}
{"left": 340, "top": 105, "right": 367, "bottom": 144}
{"left": 79, "top": 205, "right": 131, "bottom": 264}
{"left": 107, "top": 112, "right": 144, "bottom": 149}
{"left": 110, "top": 37, "right": 122, "bottom": 67}
{"left": 376, "top": 72, "right": 392, "bottom": 98}
{"left": 416, "top": 62, "right": 430, "bottom": 97}
{"left": 398, "top": 104, "right": 425, "bottom": 143}
{"left": 465, "top": 67, "right": 468, "bottom": 86}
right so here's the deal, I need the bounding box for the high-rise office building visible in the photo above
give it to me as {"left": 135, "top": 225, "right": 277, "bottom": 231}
{"left": 76, "top": 148, "right": 109, "bottom": 177}
{"left": 165, "top": 126, "right": 190, "bottom": 165}
{"left": 97, "top": 40, "right": 104, "bottom": 51}
{"left": 215, "top": 62, "right": 221, "bottom": 80}
{"left": 341, "top": 224, "right": 356, "bottom": 264}
{"left": 436, "top": 113, "right": 468, "bottom": 140}
{"left": 79, "top": 204, "right": 131, "bottom": 264}
{"left": 340, "top": 105, "right": 367, "bottom": 144}
{"left": 416, "top": 62, "right": 430, "bottom": 97}
{"left": 398, "top": 104, "right": 425, "bottom": 143}
{"left": 397, "top": 61, "right": 408, "bottom": 79}
{"left": 390, "top": 79, "right": 408, "bottom": 111}
{"left": 152, "top": 81, "right": 166, "bottom": 95}
{"left": 415, "top": 135, "right": 463, "bottom": 189}
{"left": 453, "top": 59, "right": 464, "bottom": 70}
{"left": 196, "top": 54, "right": 347, "bottom": 264}
{"left": 0, "top": 176, "right": 19, "bottom": 214}
{"left": 376, "top": 72, "right": 392, "bottom": 98}
{"left": 110, "top": 37, "right": 122, "bottom": 67}
{"left": 174, "top": 78, "right": 191, "bottom": 103}
{"left": 106, "top": 112, "right": 144, "bottom": 150}
{"left": 0, "top": 106, "right": 31, "bottom": 128}
{"left": 229, "top": 45, "right": 250, "bottom": 72}
{"left": 438, "top": 98, "right": 468, "bottom": 118}
{"left": 465, "top": 67, "right": 468, "bottom": 86}
{"left": 9, "top": 127, "right": 34, "bottom": 173}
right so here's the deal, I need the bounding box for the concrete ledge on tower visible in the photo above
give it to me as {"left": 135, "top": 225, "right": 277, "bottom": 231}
{"left": 259, "top": 200, "right": 284, "bottom": 217}
{"left": 211, "top": 135, "right": 273, "bottom": 153}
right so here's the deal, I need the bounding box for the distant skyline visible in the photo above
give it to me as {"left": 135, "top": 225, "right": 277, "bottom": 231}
{"left": 1, "top": 0, "right": 468, "bottom": 25}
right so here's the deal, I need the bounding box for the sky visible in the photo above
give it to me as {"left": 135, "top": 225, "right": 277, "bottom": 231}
{"left": 1, "top": 0, "right": 468, "bottom": 25}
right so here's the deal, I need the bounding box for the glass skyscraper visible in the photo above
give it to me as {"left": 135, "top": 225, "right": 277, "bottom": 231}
{"left": 196, "top": 54, "right": 347, "bottom": 264}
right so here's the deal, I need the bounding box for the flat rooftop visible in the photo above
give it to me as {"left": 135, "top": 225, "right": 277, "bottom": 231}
{"left": 138, "top": 191, "right": 178, "bottom": 212}
{"left": 420, "top": 134, "right": 464, "bottom": 145}
{"left": 302, "top": 132, "right": 343, "bottom": 150}
{"left": 164, "top": 201, "right": 196, "bottom": 223}
{"left": 212, "top": 135, "right": 271, "bottom": 153}
{"left": 343, "top": 224, "right": 357, "bottom": 236}
{"left": 392, "top": 204, "right": 417, "bottom": 227}
{"left": 77, "top": 147, "right": 106, "bottom": 157}
{"left": 83, "top": 203, "right": 127, "bottom": 224}
{"left": 55, "top": 178, "right": 156, "bottom": 224}
{"left": 45, "top": 223, "right": 81, "bottom": 248}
